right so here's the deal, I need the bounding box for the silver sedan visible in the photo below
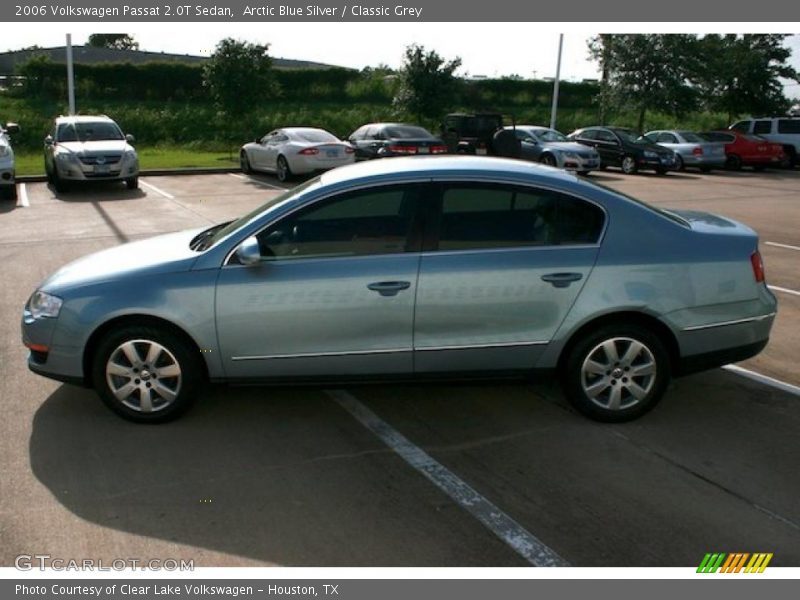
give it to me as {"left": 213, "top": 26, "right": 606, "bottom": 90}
{"left": 644, "top": 130, "right": 727, "bottom": 172}
{"left": 240, "top": 127, "right": 355, "bottom": 182}
{"left": 507, "top": 126, "right": 601, "bottom": 175}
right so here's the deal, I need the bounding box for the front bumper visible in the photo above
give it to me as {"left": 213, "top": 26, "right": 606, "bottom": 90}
{"left": 0, "top": 159, "right": 14, "bottom": 187}
{"left": 290, "top": 155, "right": 355, "bottom": 175}
{"left": 56, "top": 157, "right": 139, "bottom": 182}
{"left": 561, "top": 156, "right": 601, "bottom": 171}
{"left": 640, "top": 155, "right": 677, "bottom": 170}
{"left": 22, "top": 309, "right": 86, "bottom": 385}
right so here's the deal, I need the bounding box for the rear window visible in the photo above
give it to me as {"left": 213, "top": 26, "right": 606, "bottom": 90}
{"left": 294, "top": 130, "right": 338, "bottom": 143}
{"left": 778, "top": 119, "right": 800, "bottom": 134}
{"left": 384, "top": 126, "right": 434, "bottom": 139}
{"left": 677, "top": 131, "right": 704, "bottom": 143}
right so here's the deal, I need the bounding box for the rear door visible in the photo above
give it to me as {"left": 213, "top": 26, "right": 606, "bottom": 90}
{"left": 413, "top": 182, "right": 605, "bottom": 373}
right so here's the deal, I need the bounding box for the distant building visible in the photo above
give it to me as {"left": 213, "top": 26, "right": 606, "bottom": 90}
{"left": 0, "top": 46, "right": 345, "bottom": 76}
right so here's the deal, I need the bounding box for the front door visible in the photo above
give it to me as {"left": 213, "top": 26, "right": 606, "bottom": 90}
{"left": 215, "top": 184, "right": 426, "bottom": 379}
{"left": 413, "top": 182, "right": 605, "bottom": 373}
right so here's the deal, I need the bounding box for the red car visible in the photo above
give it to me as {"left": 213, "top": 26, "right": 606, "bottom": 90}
{"left": 701, "top": 130, "right": 786, "bottom": 170}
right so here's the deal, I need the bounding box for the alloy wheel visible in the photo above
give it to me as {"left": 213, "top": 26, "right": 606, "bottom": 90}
{"left": 105, "top": 339, "right": 182, "bottom": 413}
{"left": 580, "top": 337, "right": 656, "bottom": 411}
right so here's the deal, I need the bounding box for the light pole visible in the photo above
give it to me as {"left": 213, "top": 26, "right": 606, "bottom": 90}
{"left": 549, "top": 34, "right": 563, "bottom": 130}
{"left": 66, "top": 34, "right": 76, "bottom": 115}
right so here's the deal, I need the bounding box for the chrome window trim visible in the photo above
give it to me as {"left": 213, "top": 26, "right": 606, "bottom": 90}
{"left": 682, "top": 312, "right": 776, "bottom": 332}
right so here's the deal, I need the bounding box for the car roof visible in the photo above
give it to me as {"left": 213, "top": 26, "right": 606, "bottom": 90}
{"left": 319, "top": 155, "right": 578, "bottom": 187}
{"left": 55, "top": 115, "right": 115, "bottom": 124}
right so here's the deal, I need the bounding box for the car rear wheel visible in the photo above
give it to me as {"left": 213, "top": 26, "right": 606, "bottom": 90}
{"left": 240, "top": 151, "right": 252, "bottom": 174}
{"left": 92, "top": 325, "right": 202, "bottom": 423}
{"left": 562, "top": 324, "right": 670, "bottom": 422}
{"left": 726, "top": 154, "right": 742, "bottom": 170}
{"left": 276, "top": 155, "right": 292, "bottom": 182}
{"left": 621, "top": 156, "right": 638, "bottom": 175}
{"left": 674, "top": 155, "right": 684, "bottom": 171}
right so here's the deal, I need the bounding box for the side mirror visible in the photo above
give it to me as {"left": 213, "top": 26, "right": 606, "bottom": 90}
{"left": 125, "top": 134, "right": 135, "bottom": 144}
{"left": 235, "top": 236, "right": 261, "bottom": 266}
{"left": 5, "top": 122, "right": 19, "bottom": 135}
{"left": 44, "top": 135, "right": 54, "bottom": 146}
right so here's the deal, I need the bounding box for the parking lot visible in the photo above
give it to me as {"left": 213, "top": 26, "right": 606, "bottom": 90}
{"left": 1, "top": 167, "right": 799, "bottom": 568}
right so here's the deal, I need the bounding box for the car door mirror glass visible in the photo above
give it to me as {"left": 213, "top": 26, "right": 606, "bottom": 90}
{"left": 125, "top": 133, "right": 135, "bottom": 144}
{"left": 44, "top": 135, "right": 54, "bottom": 146}
{"left": 235, "top": 236, "right": 261, "bottom": 266}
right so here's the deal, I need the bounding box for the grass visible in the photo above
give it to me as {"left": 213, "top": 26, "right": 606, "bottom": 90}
{"left": 14, "top": 147, "right": 239, "bottom": 177}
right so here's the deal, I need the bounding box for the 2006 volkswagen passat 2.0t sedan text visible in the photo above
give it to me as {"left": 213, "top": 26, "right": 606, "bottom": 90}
{"left": 21, "top": 157, "right": 777, "bottom": 423}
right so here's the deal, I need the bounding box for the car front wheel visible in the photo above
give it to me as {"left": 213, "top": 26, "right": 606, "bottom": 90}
{"left": 92, "top": 325, "right": 202, "bottom": 423}
{"left": 621, "top": 155, "right": 638, "bottom": 174}
{"left": 562, "top": 324, "right": 670, "bottom": 422}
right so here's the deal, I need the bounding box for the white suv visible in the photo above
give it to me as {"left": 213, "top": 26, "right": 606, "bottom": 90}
{"left": 1, "top": 121, "right": 19, "bottom": 200}
{"left": 730, "top": 117, "right": 800, "bottom": 167}
{"left": 44, "top": 115, "right": 139, "bottom": 193}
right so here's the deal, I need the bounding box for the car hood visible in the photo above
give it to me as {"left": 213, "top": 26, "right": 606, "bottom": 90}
{"left": 56, "top": 140, "right": 132, "bottom": 155}
{"left": 40, "top": 228, "right": 205, "bottom": 294}
{"left": 544, "top": 141, "right": 597, "bottom": 153}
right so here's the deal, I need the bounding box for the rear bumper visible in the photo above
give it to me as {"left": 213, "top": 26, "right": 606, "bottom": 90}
{"left": 676, "top": 339, "right": 768, "bottom": 376}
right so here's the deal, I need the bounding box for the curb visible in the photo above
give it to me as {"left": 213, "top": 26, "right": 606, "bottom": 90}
{"left": 17, "top": 166, "right": 241, "bottom": 183}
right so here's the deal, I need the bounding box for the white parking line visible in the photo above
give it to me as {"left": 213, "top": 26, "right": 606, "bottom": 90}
{"left": 139, "top": 179, "right": 175, "bottom": 199}
{"left": 228, "top": 172, "right": 287, "bottom": 190}
{"left": 16, "top": 183, "right": 29, "bottom": 207}
{"left": 768, "top": 285, "right": 800, "bottom": 297}
{"left": 723, "top": 364, "right": 800, "bottom": 397}
{"left": 765, "top": 241, "right": 800, "bottom": 252}
{"left": 327, "top": 389, "right": 569, "bottom": 567}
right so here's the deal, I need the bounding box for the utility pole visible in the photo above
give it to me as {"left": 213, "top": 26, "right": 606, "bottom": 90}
{"left": 66, "top": 33, "right": 75, "bottom": 115}
{"left": 549, "top": 34, "right": 563, "bottom": 130}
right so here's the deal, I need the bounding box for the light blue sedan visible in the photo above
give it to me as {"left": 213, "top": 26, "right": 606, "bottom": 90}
{"left": 22, "top": 157, "right": 776, "bottom": 423}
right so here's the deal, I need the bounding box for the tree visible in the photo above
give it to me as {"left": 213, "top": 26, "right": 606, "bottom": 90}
{"left": 588, "top": 34, "right": 698, "bottom": 132}
{"left": 87, "top": 34, "right": 139, "bottom": 50}
{"left": 692, "top": 35, "right": 799, "bottom": 122}
{"left": 393, "top": 44, "right": 462, "bottom": 121}
{"left": 203, "top": 38, "right": 279, "bottom": 122}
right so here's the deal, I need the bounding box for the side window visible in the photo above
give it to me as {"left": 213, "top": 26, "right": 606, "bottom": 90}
{"left": 730, "top": 121, "right": 751, "bottom": 133}
{"left": 643, "top": 133, "right": 658, "bottom": 143}
{"left": 753, "top": 121, "right": 772, "bottom": 135}
{"left": 436, "top": 184, "right": 604, "bottom": 251}
{"left": 595, "top": 130, "right": 618, "bottom": 143}
{"left": 777, "top": 119, "right": 800, "bottom": 134}
{"left": 578, "top": 130, "right": 597, "bottom": 141}
{"left": 256, "top": 185, "right": 422, "bottom": 260}
{"left": 657, "top": 133, "right": 677, "bottom": 144}
{"left": 350, "top": 127, "right": 366, "bottom": 141}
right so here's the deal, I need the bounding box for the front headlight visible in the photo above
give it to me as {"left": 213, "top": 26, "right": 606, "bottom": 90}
{"left": 643, "top": 150, "right": 659, "bottom": 159}
{"left": 28, "top": 291, "right": 63, "bottom": 319}
{"left": 562, "top": 151, "right": 580, "bottom": 160}
{"left": 0, "top": 145, "right": 9, "bottom": 158}
{"left": 56, "top": 152, "right": 79, "bottom": 163}
{"left": 124, "top": 149, "right": 137, "bottom": 161}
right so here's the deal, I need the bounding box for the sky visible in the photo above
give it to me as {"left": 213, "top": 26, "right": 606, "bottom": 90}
{"left": 1, "top": 25, "right": 799, "bottom": 95}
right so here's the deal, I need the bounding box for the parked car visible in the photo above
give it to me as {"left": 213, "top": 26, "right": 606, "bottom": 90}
{"left": 44, "top": 115, "right": 139, "bottom": 193}
{"left": 643, "top": 130, "right": 727, "bottom": 172}
{"left": 729, "top": 117, "right": 800, "bottom": 167}
{"left": 347, "top": 123, "right": 447, "bottom": 160}
{"left": 0, "top": 121, "right": 19, "bottom": 200}
{"left": 508, "top": 125, "right": 601, "bottom": 175}
{"left": 22, "top": 156, "right": 776, "bottom": 424}
{"left": 568, "top": 126, "right": 677, "bottom": 174}
{"left": 240, "top": 127, "right": 354, "bottom": 182}
{"left": 441, "top": 112, "right": 521, "bottom": 158}
{"left": 699, "top": 130, "right": 787, "bottom": 170}
{"left": 789, "top": 104, "right": 800, "bottom": 118}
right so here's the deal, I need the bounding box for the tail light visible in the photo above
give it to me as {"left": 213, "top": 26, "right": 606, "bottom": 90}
{"left": 751, "top": 250, "right": 765, "bottom": 283}
{"left": 431, "top": 145, "right": 448, "bottom": 154}
{"left": 298, "top": 147, "right": 319, "bottom": 155}
{"left": 344, "top": 147, "right": 355, "bottom": 154}
{"left": 389, "top": 145, "right": 417, "bottom": 154}
{"left": 692, "top": 146, "right": 703, "bottom": 156}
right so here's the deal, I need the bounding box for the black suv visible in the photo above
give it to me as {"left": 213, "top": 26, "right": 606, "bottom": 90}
{"left": 441, "top": 113, "right": 521, "bottom": 158}
{"left": 569, "top": 126, "right": 677, "bottom": 175}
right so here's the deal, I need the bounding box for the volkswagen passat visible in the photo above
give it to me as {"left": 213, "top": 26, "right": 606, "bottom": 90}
{"left": 22, "top": 157, "right": 776, "bottom": 423}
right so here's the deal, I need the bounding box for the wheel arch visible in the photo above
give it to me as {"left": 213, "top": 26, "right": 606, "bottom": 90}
{"left": 556, "top": 311, "right": 680, "bottom": 376}
{"left": 82, "top": 314, "right": 209, "bottom": 387}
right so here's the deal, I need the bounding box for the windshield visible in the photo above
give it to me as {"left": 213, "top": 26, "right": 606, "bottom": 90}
{"left": 194, "top": 177, "right": 321, "bottom": 251}
{"left": 533, "top": 129, "right": 568, "bottom": 143}
{"left": 613, "top": 129, "right": 648, "bottom": 145}
{"left": 293, "top": 130, "right": 338, "bottom": 143}
{"left": 385, "top": 126, "right": 433, "bottom": 139}
{"left": 57, "top": 121, "right": 124, "bottom": 142}
{"left": 677, "top": 131, "right": 704, "bottom": 143}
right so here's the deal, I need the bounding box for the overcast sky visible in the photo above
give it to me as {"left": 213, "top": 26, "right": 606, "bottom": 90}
{"left": 2, "top": 25, "right": 799, "bottom": 94}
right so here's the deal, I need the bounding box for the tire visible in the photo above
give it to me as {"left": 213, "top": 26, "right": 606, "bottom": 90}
{"left": 492, "top": 129, "right": 522, "bottom": 158}
{"left": 125, "top": 176, "right": 139, "bottom": 190}
{"left": 91, "top": 325, "right": 203, "bottom": 423}
{"left": 52, "top": 170, "right": 69, "bottom": 194}
{"left": 621, "top": 155, "right": 638, "bottom": 175}
{"left": 726, "top": 154, "right": 742, "bottom": 170}
{"left": 0, "top": 185, "right": 16, "bottom": 201}
{"left": 674, "top": 155, "right": 684, "bottom": 171}
{"left": 561, "top": 323, "right": 670, "bottom": 422}
{"left": 276, "top": 155, "right": 292, "bottom": 182}
{"left": 540, "top": 153, "right": 558, "bottom": 167}
{"left": 240, "top": 151, "right": 252, "bottom": 174}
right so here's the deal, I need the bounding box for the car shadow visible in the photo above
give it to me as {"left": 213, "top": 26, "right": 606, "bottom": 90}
{"left": 48, "top": 182, "right": 146, "bottom": 201}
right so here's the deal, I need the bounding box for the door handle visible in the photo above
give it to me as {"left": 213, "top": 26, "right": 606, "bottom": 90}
{"left": 367, "top": 281, "right": 411, "bottom": 297}
{"left": 541, "top": 272, "right": 583, "bottom": 288}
